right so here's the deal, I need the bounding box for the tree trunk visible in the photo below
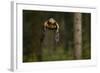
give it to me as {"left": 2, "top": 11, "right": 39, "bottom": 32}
{"left": 73, "top": 13, "right": 82, "bottom": 59}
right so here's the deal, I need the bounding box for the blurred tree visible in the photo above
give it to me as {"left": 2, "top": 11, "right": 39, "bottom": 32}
{"left": 73, "top": 13, "right": 82, "bottom": 59}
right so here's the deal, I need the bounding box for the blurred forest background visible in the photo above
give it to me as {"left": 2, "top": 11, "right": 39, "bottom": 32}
{"left": 23, "top": 10, "right": 91, "bottom": 62}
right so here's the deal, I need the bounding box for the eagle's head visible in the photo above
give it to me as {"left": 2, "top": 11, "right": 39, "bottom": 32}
{"left": 47, "top": 18, "right": 57, "bottom": 29}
